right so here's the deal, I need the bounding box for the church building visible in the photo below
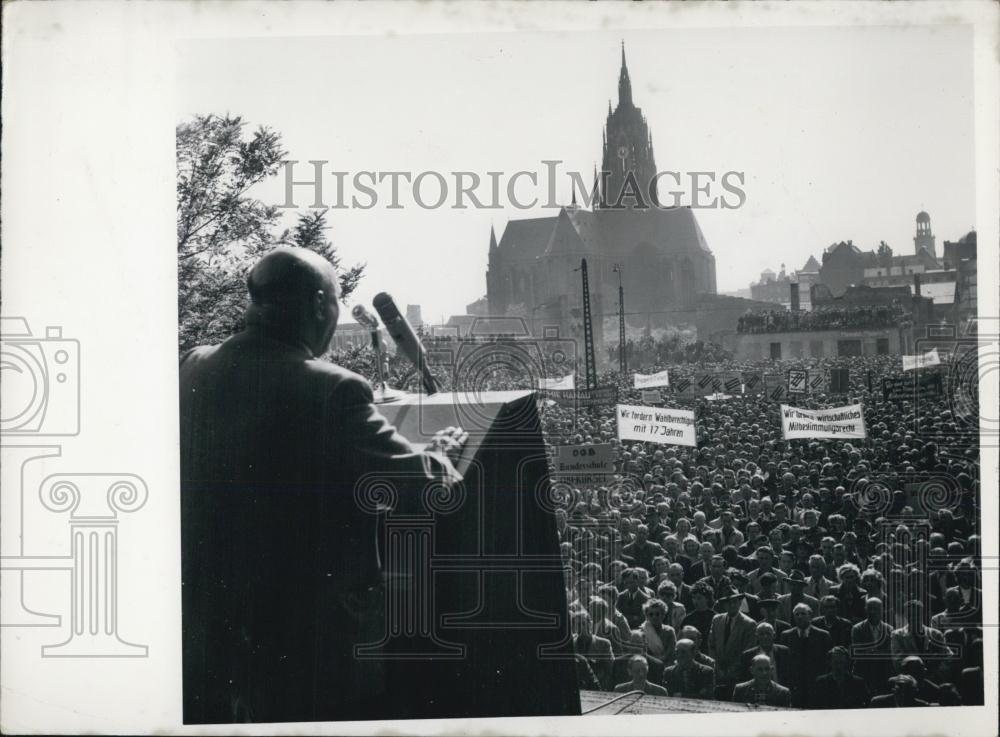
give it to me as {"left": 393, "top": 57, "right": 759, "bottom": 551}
{"left": 485, "top": 46, "right": 718, "bottom": 347}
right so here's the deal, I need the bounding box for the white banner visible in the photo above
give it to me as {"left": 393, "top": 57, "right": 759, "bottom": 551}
{"left": 903, "top": 348, "right": 941, "bottom": 371}
{"left": 780, "top": 403, "right": 867, "bottom": 439}
{"left": 538, "top": 374, "right": 575, "bottom": 390}
{"left": 634, "top": 370, "right": 670, "bottom": 389}
{"left": 617, "top": 404, "right": 697, "bottom": 447}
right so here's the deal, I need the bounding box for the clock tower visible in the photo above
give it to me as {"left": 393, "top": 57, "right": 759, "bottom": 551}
{"left": 599, "top": 43, "right": 659, "bottom": 209}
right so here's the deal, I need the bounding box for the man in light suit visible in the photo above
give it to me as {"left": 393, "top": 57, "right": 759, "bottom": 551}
{"left": 180, "top": 247, "right": 466, "bottom": 724}
{"left": 805, "top": 554, "right": 836, "bottom": 600}
{"left": 708, "top": 587, "right": 757, "bottom": 700}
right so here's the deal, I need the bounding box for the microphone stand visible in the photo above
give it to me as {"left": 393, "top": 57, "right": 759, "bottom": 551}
{"left": 369, "top": 326, "right": 406, "bottom": 404}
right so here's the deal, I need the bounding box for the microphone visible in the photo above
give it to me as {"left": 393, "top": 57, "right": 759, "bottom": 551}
{"left": 352, "top": 304, "right": 380, "bottom": 331}
{"left": 373, "top": 292, "right": 439, "bottom": 395}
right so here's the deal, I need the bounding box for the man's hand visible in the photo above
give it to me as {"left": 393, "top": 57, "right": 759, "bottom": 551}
{"left": 427, "top": 426, "right": 469, "bottom": 464}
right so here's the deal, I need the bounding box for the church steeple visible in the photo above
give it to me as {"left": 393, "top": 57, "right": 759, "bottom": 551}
{"left": 600, "top": 44, "right": 658, "bottom": 209}
{"left": 489, "top": 224, "right": 498, "bottom": 252}
{"left": 618, "top": 41, "right": 632, "bottom": 107}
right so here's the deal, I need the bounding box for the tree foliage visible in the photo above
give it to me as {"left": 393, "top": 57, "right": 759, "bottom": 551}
{"left": 177, "top": 114, "right": 365, "bottom": 352}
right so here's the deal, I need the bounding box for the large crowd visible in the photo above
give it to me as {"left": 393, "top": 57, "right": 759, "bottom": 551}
{"left": 329, "top": 341, "right": 984, "bottom": 710}
{"left": 737, "top": 305, "right": 908, "bottom": 334}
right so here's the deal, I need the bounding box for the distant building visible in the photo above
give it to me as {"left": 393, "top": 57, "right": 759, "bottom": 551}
{"left": 749, "top": 256, "right": 819, "bottom": 309}
{"left": 914, "top": 210, "right": 936, "bottom": 258}
{"left": 942, "top": 230, "right": 977, "bottom": 324}
{"left": 818, "top": 240, "right": 871, "bottom": 297}
{"left": 406, "top": 304, "right": 423, "bottom": 327}
{"left": 750, "top": 264, "right": 794, "bottom": 304}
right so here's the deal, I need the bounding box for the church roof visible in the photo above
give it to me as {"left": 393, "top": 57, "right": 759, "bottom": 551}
{"left": 496, "top": 215, "right": 561, "bottom": 259}
{"left": 494, "top": 205, "right": 713, "bottom": 263}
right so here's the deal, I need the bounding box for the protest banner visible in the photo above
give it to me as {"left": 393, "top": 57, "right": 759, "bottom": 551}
{"left": 742, "top": 371, "right": 764, "bottom": 395}
{"left": 780, "top": 403, "right": 867, "bottom": 440}
{"left": 694, "top": 371, "right": 722, "bottom": 396}
{"left": 634, "top": 370, "right": 670, "bottom": 389}
{"left": 787, "top": 368, "right": 808, "bottom": 394}
{"left": 808, "top": 370, "right": 828, "bottom": 393}
{"left": 764, "top": 374, "right": 787, "bottom": 401}
{"left": 550, "top": 384, "right": 618, "bottom": 408}
{"left": 552, "top": 443, "right": 616, "bottom": 485}
{"left": 902, "top": 348, "right": 941, "bottom": 371}
{"left": 720, "top": 372, "right": 743, "bottom": 395}
{"left": 617, "top": 404, "right": 697, "bottom": 447}
{"left": 640, "top": 388, "right": 663, "bottom": 404}
{"left": 672, "top": 376, "right": 698, "bottom": 397}
{"left": 882, "top": 372, "right": 944, "bottom": 403}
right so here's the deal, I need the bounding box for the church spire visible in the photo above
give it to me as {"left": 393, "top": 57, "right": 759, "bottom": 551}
{"left": 489, "top": 224, "right": 498, "bottom": 251}
{"left": 618, "top": 41, "right": 632, "bottom": 107}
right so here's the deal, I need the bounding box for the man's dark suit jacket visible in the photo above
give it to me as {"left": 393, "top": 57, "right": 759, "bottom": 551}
{"left": 180, "top": 326, "right": 455, "bottom": 724}
{"left": 811, "top": 673, "right": 870, "bottom": 709}
{"left": 739, "top": 644, "right": 792, "bottom": 685}
{"left": 617, "top": 589, "right": 651, "bottom": 629}
{"left": 813, "top": 615, "right": 853, "bottom": 648}
{"left": 779, "top": 625, "right": 833, "bottom": 707}
{"left": 662, "top": 661, "right": 716, "bottom": 699}
{"left": 731, "top": 679, "right": 792, "bottom": 707}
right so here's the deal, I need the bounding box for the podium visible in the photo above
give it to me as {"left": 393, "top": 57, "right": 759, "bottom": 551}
{"left": 370, "top": 391, "right": 580, "bottom": 719}
{"left": 181, "top": 389, "right": 579, "bottom": 723}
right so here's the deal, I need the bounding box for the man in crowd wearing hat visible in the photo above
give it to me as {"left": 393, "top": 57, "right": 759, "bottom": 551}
{"left": 811, "top": 646, "right": 870, "bottom": 709}
{"left": 777, "top": 570, "right": 820, "bottom": 623}
{"left": 662, "top": 638, "right": 716, "bottom": 700}
{"left": 732, "top": 654, "right": 792, "bottom": 707}
{"left": 780, "top": 602, "right": 833, "bottom": 707}
{"left": 708, "top": 586, "right": 757, "bottom": 700}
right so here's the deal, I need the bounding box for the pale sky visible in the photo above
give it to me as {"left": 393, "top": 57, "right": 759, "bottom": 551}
{"left": 178, "top": 25, "right": 975, "bottom": 322}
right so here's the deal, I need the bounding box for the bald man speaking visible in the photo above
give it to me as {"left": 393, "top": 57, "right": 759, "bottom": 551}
{"left": 180, "top": 247, "right": 465, "bottom": 724}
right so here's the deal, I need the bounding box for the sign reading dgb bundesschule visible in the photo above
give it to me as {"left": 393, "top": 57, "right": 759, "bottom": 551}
{"left": 616, "top": 404, "right": 697, "bottom": 447}
{"left": 552, "top": 443, "right": 616, "bottom": 484}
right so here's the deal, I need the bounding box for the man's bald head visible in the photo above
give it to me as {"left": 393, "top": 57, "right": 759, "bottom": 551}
{"left": 247, "top": 246, "right": 341, "bottom": 308}
{"left": 245, "top": 247, "right": 342, "bottom": 355}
